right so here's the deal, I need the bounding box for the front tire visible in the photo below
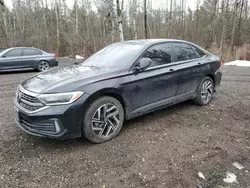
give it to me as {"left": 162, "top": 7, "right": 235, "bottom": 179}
{"left": 37, "top": 61, "right": 50, "bottom": 72}
{"left": 82, "top": 96, "right": 124, "bottom": 143}
{"left": 193, "top": 76, "right": 214, "bottom": 106}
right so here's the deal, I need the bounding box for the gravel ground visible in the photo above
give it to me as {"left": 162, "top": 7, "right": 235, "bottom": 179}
{"left": 0, "top": 61, "right": 249, "bottom": 188}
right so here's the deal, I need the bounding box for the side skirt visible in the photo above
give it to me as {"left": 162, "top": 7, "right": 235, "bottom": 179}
{"left": 129, "top": 92, "right": 196, "bottom": 119}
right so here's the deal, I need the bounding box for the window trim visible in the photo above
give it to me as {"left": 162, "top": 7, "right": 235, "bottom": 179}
{"left": 135, "top": 49, "right": 207, "bottom": 73}
{"left": 129, "top": 42, "right": 174, "bottom": 72}
{"left": 138, "top": 55, "right": 206, "bottom": 72}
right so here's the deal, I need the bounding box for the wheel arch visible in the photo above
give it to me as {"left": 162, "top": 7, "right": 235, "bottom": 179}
{"left": 206, "top": 74, "right": 215, "bottom": 85}
{"left": 83, "top": 88, "right": 129, "bottom": 119}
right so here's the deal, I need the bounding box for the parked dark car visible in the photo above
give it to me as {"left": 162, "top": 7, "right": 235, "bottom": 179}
{"left": 14, "top": 39, "right": 222, "bottom": 143}
{"left": 0, "top": 47, "right": 58, "bottom": 72}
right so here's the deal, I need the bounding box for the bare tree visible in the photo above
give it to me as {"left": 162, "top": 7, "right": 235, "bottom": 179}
{"left": 231, "top": 0, "right": 240, "bottom": 52}
{"left": 104, "top": 0, "right": 116, "bottom": 43}
{"left": 1, "top": 0, "right": 250, "bottom": 60}
{"left": 170, "top": 0, "right": 173, "bottom": 20}
{"left": 55, "top": 0, "right": 60, "bottom": 54}
{"left": 144, "top": 0, "right": 148, "bottom": 39}
{"left": 116, "top": 0, "right": 124, "bottom": 41}
{"left": 220, "top": 0, "right": 227, "bottom": 54}
{"left": 131, "top": 0, "right": 138, "bottom": 39}
{"left": 74, "top": 0, "right": 78, "bottom": 36}
{"left": 41, "top": 0, "right": 49, "bottom": 49}
{"left": 237, "top": 0, "right": 244, "bottom": 45}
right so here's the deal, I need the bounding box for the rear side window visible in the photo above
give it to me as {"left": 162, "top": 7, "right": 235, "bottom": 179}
{"left": 173, "top": 43, "right": 200, "bottom": 62}
{"left": 23, "top": 49, "right": 42, "bottom": 56}
{"left": 191, "top": 45, "right": 206, "bottom": 58}
{"left": 142, "top": 43, "right": 172, "bottom": 67}
{"left": 5, "top": 49, "right": 22, "bottom": 57}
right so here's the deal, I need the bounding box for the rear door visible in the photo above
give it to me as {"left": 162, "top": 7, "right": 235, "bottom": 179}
{"left": 0, "top": 49, "right": 23, "bottom": 70}
{"left": 172, "top": 42, "right": 206, "bottom": 95}
{"left": 128, "top": 42, "right": 179, "bottom": 114}
{"left": 21, "top": 48, "right": 43, "bottom": 68}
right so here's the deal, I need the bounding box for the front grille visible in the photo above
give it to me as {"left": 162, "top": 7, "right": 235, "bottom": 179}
{"left": 19, "top": 101, "right": 42, "bottom": 111}
{"left": 21, "top": 92, "right": 36, "bottom": 103}
{"left": 17, "top": 90, "right": 44, "bottom": 112}
{"left": 20, "top": 118, "right": 57, "bottom": 133}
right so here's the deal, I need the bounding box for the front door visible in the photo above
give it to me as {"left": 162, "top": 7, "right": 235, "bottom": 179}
{"left": 127, "top": 42, "right": 179, "bottom": 114}
{"left": 0, "top": 49, "right": 23, "bottom": 71}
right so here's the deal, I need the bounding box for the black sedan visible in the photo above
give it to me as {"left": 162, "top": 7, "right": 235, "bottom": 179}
{"left": 0, "top": 47, "right": 58, "bottom": 72}
{"left": 14, "top": 39, "right": 222, "bottom": 143}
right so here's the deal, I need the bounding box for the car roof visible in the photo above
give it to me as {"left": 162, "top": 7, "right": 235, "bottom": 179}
{"left": 6, "top": 47, "right": 42, "bottom": 51}
{"left": 122, "top": 39, "right": 192, "bottom": 46}
{"left": 120, "top": 39, "right": 210, "bottom": 55}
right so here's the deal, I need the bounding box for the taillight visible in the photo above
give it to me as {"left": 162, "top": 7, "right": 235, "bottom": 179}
{"left": 218, "top": 60, "right": 222, "bottom": 67}
{"left": 53, "top": 54, "right": 56, "bottom": 59}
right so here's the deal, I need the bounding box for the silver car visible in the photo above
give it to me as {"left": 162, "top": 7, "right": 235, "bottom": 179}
{"left": 0, "top": 47, "right": 58, "bottom": 72}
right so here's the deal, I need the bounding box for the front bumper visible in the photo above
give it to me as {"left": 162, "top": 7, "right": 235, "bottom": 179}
{"left": 13, "top": 93, "right": 90, "bottom": 139}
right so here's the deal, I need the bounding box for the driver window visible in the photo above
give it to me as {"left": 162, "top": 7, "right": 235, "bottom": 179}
{"left": 142, "top": 43, "right": 172, "bottom": 67}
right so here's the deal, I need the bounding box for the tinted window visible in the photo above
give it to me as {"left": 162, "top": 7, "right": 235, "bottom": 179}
{"left": 23, "top": 49, "right": 42, "bottom": 56}
{"left": 173, "top": 43, "right": 200, "bottom": 61}
{"left": 5, "top": 49, "right": 22, "bottom": 57}
{"left": 191, "top": 45, "right": 205, "bottom": 58}
{"left": 142, "top": 43, "right": 172, "bottom": 67}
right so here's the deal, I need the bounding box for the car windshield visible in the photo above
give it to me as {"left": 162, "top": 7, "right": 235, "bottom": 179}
{"left": 82, "top": 42, "right": 145, "bottom": 69}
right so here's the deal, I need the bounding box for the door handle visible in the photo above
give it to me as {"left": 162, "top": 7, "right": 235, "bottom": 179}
{"left": 198, "top": 63, "right": 201, "bottom": 65}
{"left": 170, "top": 69, "right": 174, "bottom": 72}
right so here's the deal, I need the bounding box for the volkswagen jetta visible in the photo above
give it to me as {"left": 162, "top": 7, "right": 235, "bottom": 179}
{"left": 14, "top": 39, "right": 222, "bottom": 143}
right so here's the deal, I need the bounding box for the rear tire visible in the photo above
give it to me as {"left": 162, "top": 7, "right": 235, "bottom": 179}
{"left": 193, "top": 76, "right": 214, "bottom": 106}
{"left": 82, "top": 96, "right": 124, "bottom": 143}
{"left": 37, "top": 61, "right": 50, "bottom": 72}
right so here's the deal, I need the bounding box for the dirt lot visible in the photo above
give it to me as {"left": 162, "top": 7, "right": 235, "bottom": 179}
{"left": 0, "top": 62, "right": 249, "bottom": 188}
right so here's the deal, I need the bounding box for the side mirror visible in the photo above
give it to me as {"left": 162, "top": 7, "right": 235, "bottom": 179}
{"left": 133, "top": 57, "right": 152, "bottom": 73}
{"left": 139, "top": 57, "right": 152, "bottom": 70}
{"left": 1, "top": 55, "right": 6, "bottom": 58}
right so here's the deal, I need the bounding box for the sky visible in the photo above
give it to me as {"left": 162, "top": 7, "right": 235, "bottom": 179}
{"left": 4, "top": 0, "right": 198, "bottom": 10}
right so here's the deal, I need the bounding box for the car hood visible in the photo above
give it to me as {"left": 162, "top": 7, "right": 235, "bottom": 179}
{"left": 21, "top": 65, "right": 121, "bottom": 93}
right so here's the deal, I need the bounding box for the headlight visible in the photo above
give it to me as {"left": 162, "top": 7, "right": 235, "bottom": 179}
{"left": 37, "top": 91, "right": 84, "bottom": 106}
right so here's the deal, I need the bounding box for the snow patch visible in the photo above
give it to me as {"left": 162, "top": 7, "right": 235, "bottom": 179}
{"left": 233, "top": 162, "right": 244, "bottom": 170}
{"left": 198, "top": 172, "right": 207, "bottom": 181}
{"left": 223, "top": 172, "right": 238, "bottom": 184}
{"left": 224, "top": 60, "right": 250, "bottom": 67}
{"left": 75, "top": 55, "right": 84, "bottom": 59}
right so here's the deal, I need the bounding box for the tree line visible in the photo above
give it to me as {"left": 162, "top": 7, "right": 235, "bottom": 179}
{"left": 0, "top": 0, "right": 249, "bottom": 60}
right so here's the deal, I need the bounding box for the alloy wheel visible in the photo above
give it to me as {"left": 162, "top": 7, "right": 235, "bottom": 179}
{"left": 201, "top": 80, "right": 213, "bottom": 104}
{"left": 38, "top": 61, "right": 49, "bottom": 71}
{"left": 91, "top": 103, "right": 120, "bottom": 138}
